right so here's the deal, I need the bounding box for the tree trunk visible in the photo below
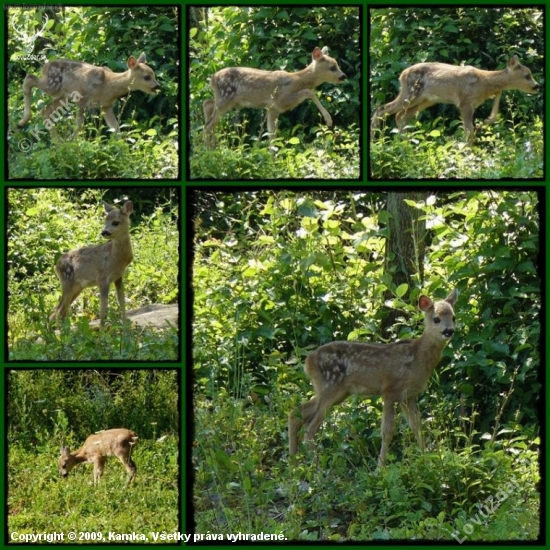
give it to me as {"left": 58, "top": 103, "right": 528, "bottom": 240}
{"left": 380, "top": 192, "right": 427, "bottom": 338}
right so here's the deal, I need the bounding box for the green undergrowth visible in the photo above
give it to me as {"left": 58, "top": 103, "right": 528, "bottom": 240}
{"left": 9, "top": 435, "right": 179, "bottom": 540}
{"left": 190, "top": 125, "right": 360, "bottom": 179}
{"left": 370, "top": 118, "right": 543, "bottom": 179}
{"left": 194, "top": 394, "right": 540, "bottom": 541}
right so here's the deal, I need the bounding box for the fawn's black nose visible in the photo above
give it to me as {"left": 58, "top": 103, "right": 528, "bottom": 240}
{"left": 442, "top": 328, "right": 455, "bottom": 338}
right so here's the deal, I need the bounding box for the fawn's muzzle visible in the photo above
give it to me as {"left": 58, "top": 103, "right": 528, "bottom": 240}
{"left": 442, "top": 328, "right": 455, "bottom": 338}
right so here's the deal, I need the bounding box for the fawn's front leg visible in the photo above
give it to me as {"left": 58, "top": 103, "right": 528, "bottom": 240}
{"left": 114, "top": 278, "right": 126, "bottom": 319}
{"left": 93, "top": 456, "right": 105, "bottom": 485}
{"left": 379, "top": 398, "right": 396, "bottom": 467}
{"left": 400, "top": 398, "right": 424, "bottom": 451}
{"left": 267, "top": 110, "right": 279, "bottom": 144}
{"left": 484, "top": 92, "right": 502, "bottom": 125}
{"left": 98, "top": 280, "right": 111, "bottom": 324}
{"left": 102, "top": 106, "right": 119, "bottom": 132}
{"left": 294, "top": 90, "right": 333, "bottom": 127}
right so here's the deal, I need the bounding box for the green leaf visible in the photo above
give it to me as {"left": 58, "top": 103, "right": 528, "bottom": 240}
{"left": 395, "top": 283, "right": 408, "bottom": 298}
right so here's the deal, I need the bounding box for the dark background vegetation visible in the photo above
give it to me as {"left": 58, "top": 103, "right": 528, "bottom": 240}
{"left": 192, "top": 189, "right": 540, "bottom": 539}
{"left": 8, "top": 370, "right": 179, "bottom": 446}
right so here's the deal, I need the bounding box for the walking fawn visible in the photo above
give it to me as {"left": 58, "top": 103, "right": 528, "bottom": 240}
{"left": 18, "top": 53, "right": 160, "bottom": 134}
{"left": 371, "top": 55, "right": 539, "bottom": 143}
{"left": 289, "top": 289, "right": 458, "bottom": 466}
{"left": 203, "top": 46, "right": 347, "bottom": 146}
{"left": 59, "top": 429, "right": 138, "bottom": 486}
{"left": 49, "top": 201, "right": 133, "bottom": 324}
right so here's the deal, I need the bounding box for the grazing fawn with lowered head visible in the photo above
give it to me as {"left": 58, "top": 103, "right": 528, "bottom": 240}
{"left": 59, "top": 428, "right": 138, "bottom": 486}
{"left": 289, "top": 289, "right": 458, "bottom": 466}
{"left": 203, "top": 46, "right": 347, "bottom": 147}
{"left": 18, "top": 53, "right": 160, "bottom": 135}
{"left": 49, "top": 201, "right": 133, "bottom": 325}
{"left": 371, "top": 55, "right": 539, "bottom": 144}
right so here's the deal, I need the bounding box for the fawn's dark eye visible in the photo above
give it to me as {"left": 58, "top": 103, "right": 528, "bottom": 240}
{"left": 112, "top": 221, "right": 119, "bottom": 226}
{"left": 434, "top": 317, "right": 441, "bottom": 324}
{"left": 144, "top": 75, "right": 151, "bottom": 81}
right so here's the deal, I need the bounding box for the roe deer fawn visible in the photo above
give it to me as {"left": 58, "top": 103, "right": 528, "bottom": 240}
{"left": 59, "top": 428, "right": 138, "bottom": 486}
{"left": 371, "top": 55, "right": 539, "bottom": 143}
{"left": 289, "top": 289, "right": 458, "bottom": 466}
{"left": 18, "top": 53, "right": 160, "bottom": 134}
{"left": 203, "top": 46, "right": 347, "bottom": 147}
{"left": 49, "top": 201, "right": 133, "bottom": 324}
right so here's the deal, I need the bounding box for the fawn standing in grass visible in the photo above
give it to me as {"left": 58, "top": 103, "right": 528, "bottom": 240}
{"left": 371, "top": 55, "right": 539, "bottom": 144}
{"left": 59, "top": 428, "right": 138, "bottom": 486}
{"left": 49, "top": 201, "right": 133, "bottom": 324}
{"left": 18, "top": 53, "right": 160, "bottom": 135}
{"left": 289, "top": 289, "right": 458, "bottom": 466}
{"left": 203, "top": 46, "right": 347, "bottom": 147}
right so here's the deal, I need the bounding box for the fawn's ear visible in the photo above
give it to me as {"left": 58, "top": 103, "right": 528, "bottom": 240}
{"left": 418, "top": 295, "right": 433, "bottom": 312}
{"left": 103, "top": 201, "right": 114, "bottom": 213}
{"left": 312, "top": 47, "right": 323, "bottom": 61}
{"left": 445, "top": 288, "right": 458, "bottom": 306}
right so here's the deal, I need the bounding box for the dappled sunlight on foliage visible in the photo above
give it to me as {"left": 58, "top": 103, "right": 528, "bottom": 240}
{"left": 191, "top": 125, "right": 360, "bottom": 179}
{"left": 369, "top": 118, "right": 543, "bottom": 179}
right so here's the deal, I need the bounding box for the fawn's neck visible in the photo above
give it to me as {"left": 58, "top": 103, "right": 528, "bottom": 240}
{"left": 415, "top": 332, "right": 447, "bottom": 373}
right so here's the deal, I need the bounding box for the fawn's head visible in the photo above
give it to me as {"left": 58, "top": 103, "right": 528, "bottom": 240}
{"left": 127, "top": 53, "right": 161, "bottom": 95}
{"left": 313, "top": 46, "right": 347, "bottom": 84}
{"left": 58, "top": 446, "right": 75, "bottom": 478}
{"left": 420, "top": 288, "right": 458, "bottom": 340}
{"left": 506, "top": 55, "right": 539, "bottom": 94}
{"left": 101, "top": 201, "right": 133, "bottom": 240}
